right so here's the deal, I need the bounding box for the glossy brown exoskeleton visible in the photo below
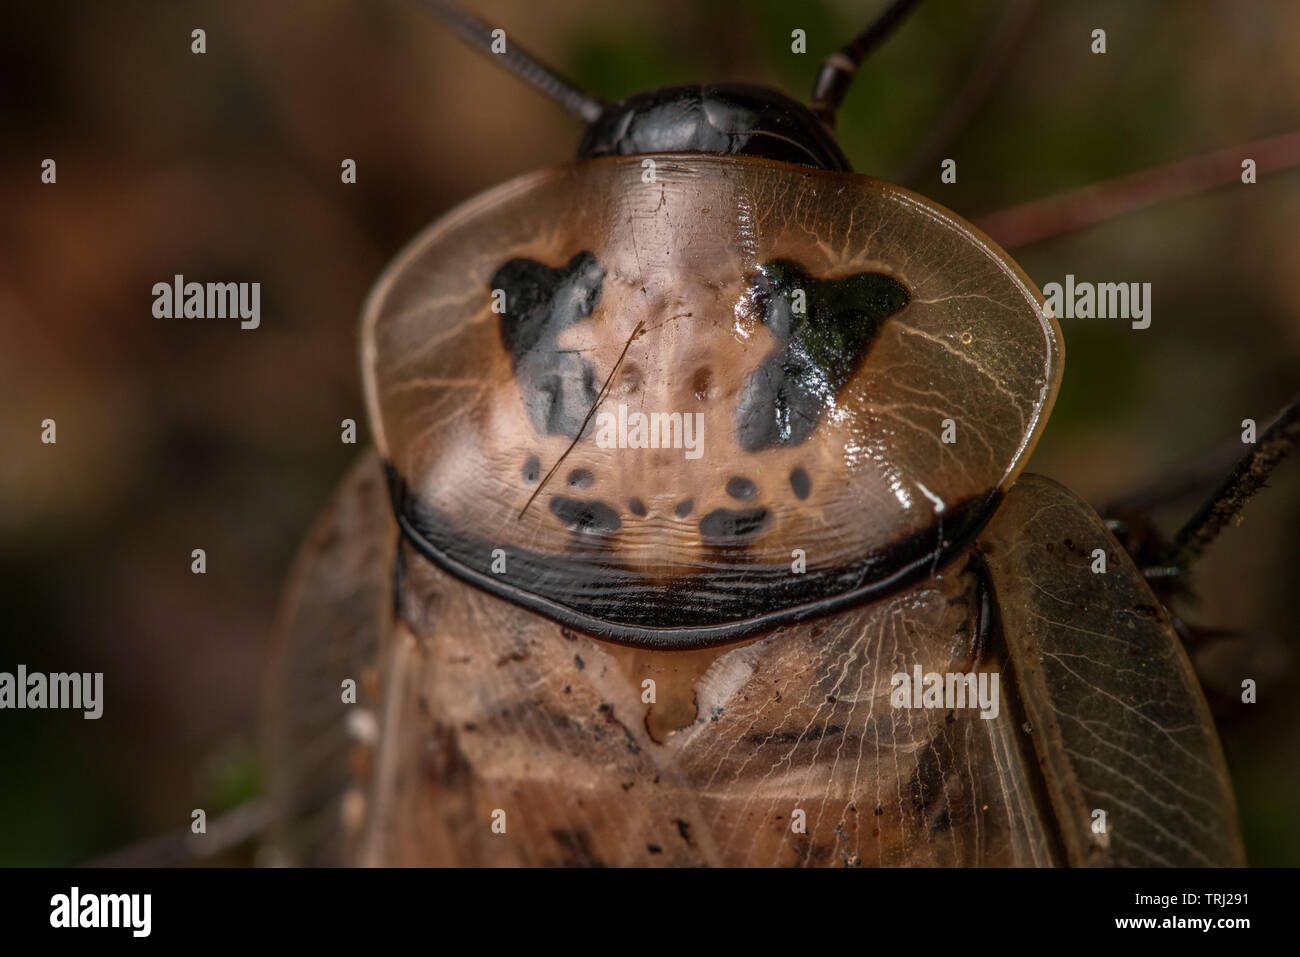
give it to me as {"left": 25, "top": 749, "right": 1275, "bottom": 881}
{"left": 265, "top": 1, "right": 1244, "bottom": 867}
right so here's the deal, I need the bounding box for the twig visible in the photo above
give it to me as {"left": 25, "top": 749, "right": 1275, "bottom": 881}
{"left": 518, "top": 321, "right": 645, "bottom": 519}
{"left": 85, "top": 799, "right": 270, "bottom": 867}
{"left": 976, "top": 129, "right": 1300, "bottom": 249}
{"left": 900, "top": 0, "right": 1038, "bottom": 187}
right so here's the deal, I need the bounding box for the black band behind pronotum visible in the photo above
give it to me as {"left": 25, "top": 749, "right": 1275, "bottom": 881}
{"left": 384, "top": 463, "right": 1002, "bottom": 650}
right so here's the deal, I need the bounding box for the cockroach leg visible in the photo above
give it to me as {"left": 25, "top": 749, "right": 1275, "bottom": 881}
{"left": 964, "top": 552, "right": 999, "bottom": 665}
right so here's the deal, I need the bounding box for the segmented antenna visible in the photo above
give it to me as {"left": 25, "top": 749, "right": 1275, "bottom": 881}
{"left": 811, "top": 0, "right": 924, "bottom": 127}
{"left": 409, "top": 0, "right": 606, "bottom": 125}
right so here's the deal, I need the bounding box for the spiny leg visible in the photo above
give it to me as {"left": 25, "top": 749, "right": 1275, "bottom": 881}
{"left": 1103, "top": 394, "right": 1300, "bottom": 713}
{"left": 1163, "top": 393, "right": 1300, "bottom": 570}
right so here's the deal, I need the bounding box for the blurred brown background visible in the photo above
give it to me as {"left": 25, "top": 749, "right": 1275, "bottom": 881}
{"left": 1, "top": 0, "right": 1296, "bottom": 865}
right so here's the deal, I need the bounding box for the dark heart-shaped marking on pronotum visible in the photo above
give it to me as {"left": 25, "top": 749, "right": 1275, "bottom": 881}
{"left": 735, "top": 260, "right": 909, "bottom": 451}
{"left": 493, "top": 251, "right": 605, "bottom": 438}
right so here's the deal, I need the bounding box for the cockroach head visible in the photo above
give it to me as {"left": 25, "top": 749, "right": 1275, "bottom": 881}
{"left": 577, "top": 84, "right": 852, "bottom": 172}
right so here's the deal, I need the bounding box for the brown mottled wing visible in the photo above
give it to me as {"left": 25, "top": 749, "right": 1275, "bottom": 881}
{"left": 362, "top": 537, "right": 1064, "bottom": 867}
{"left": 263, "top": 450, "right": 396, "bottom": 865}
{"left": 979, "top": 473, "right": 1244, "bottom": 866}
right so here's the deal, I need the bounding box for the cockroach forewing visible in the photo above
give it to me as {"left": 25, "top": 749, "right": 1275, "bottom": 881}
{"left": 979, "top": 473, "right": 1245, "bottom": 866}
{"left": 264, "top": 449, "right": 397, "bottom": 865}
{"left": 360, "top": 527, "right": 1075, "bottom": 867}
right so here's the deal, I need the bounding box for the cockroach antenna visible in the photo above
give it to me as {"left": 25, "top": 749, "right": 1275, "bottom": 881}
{"left": 811, "top": 0, "right": 924, "bottom": 128}
{"left": 409, "top": 0, "right": 606, "bottom": 125}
